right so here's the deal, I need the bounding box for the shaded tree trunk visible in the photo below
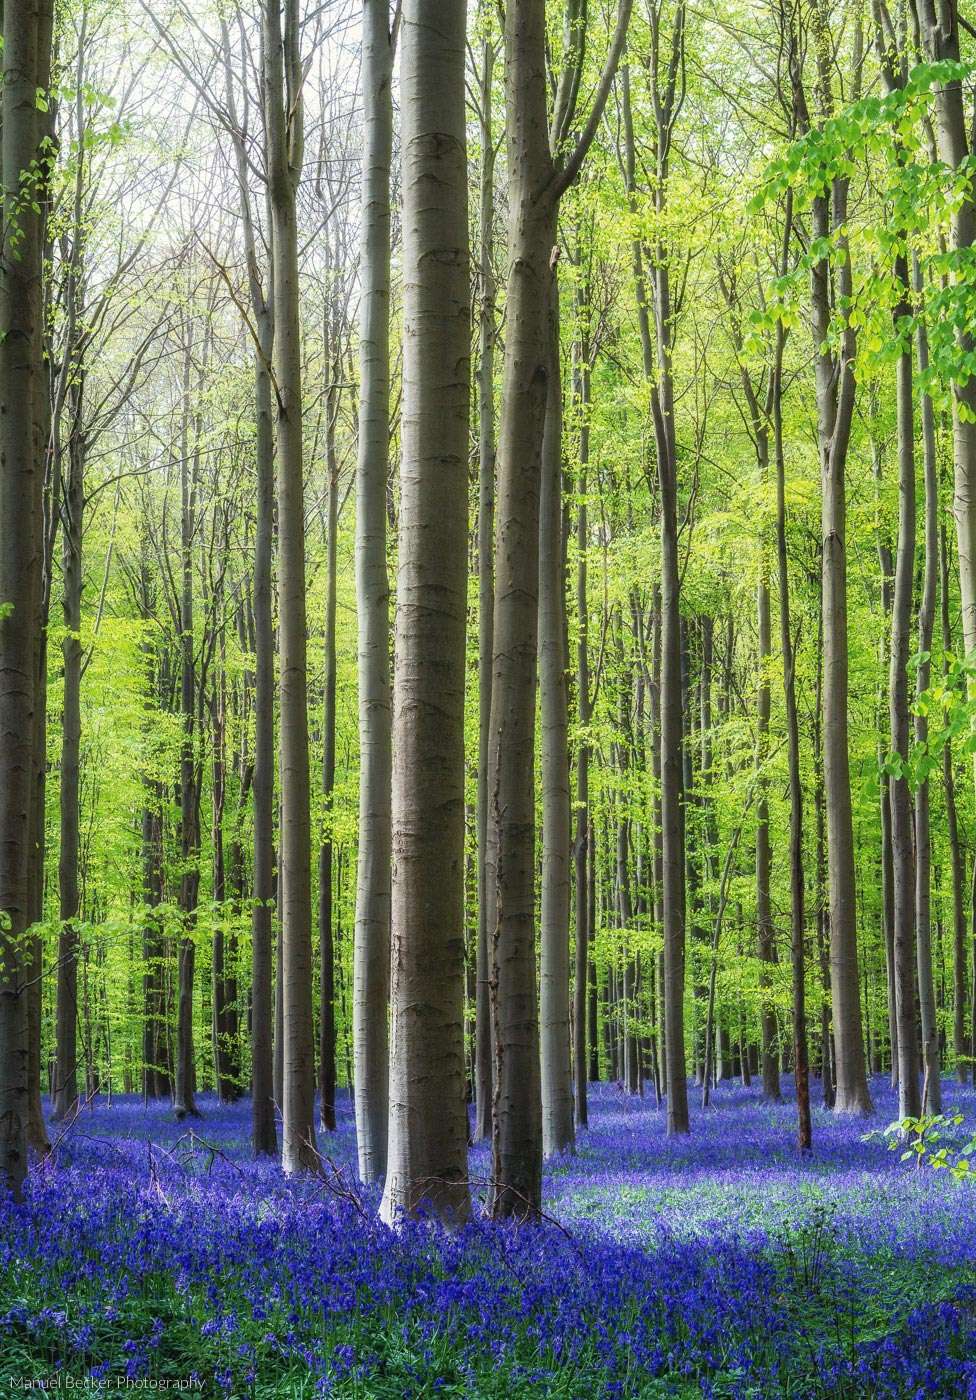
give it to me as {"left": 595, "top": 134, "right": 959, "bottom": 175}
{"left": 487, "top": 0, "right": 631, "bottom": 1218}
{"left": 318, "top": 458, "right": 339, "bottom": 1134}
{"left": 0, "top": 0, "right": 52, "bottom": 1199}
{"left": 473, "top": 29, "right": 496, "bottom": 1149}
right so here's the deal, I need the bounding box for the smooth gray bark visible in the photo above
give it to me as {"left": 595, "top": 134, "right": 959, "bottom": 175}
{"left": 539, "top": 281, "right": 574, "bottom": 1157}
{"left": 379, "top": 0, "right": 471, "bottom": 1227}
{"left": 888, "top": 251, "right": 921, "bottom": 1122}
{"left": 265, "top": 0, "right": 317, "bottom": 1175}
{"left": 473, "top": 30, "right": 497, "bottom": 1149}
{"left": 353, "top": 0, "right": 394, "bottom": 1184}
{"left": 913, "top": 257, "right": 942, "bottom": 1110}
{"left": 788, "top": 14, "right": 872, "bottom": 1113}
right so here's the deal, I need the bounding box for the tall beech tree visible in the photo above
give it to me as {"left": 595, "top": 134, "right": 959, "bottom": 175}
{"left": 785, "top": 0, "right": 873, "bottom": 1114}
{"left": 487, "top": 0, "right": 632, "bottom": 1223}
{"left": 539, "top": 276, "right": 574, "bottom": 1157}
{"left": 0, "top": 0, "right": 54, "bottom": 1201}
{"left": 623, "top": 0, "right": 691, "bottom": 1135}
{"left": 472, "top": 21, "right": 497, "bottom": 1150}
{"left": 916, "top": 0, "right": 976, "bottom": 662}
{"left": 352, "top": 0, "right": 395, "bottom": 1185}
{"left": 379, "top": 0, "right": 471, "bottom": 1228}
{"left": 264, "top": 0, "right": 317, "bottom": 1174}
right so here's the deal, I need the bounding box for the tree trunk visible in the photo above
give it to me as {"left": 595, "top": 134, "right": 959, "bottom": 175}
{"left": 353, "top": 0, "right": 394, "bottom": 1184}
{"left": 644, "top": 6, "right": 690, "bottom": 1133}
{"left": 265, "top": 0, "right": 317, "bottom": 1174}
{"left": 53, "top": 393, "right": 84, "bottom": 1120}
{"left": 211, "top": 666, "right": 235, "bottom": 1103}
{"left": 539, "top": 280, "right": 574, "bottom": 1157}
{"left": 473, "top": 31, "right": 496, "bottom": 1149}
{"left": 488, "top": 0, "right": 631, "bottom": 1216}
{"left": 773, "top": 315, "right": 811, "bottom": 1149}
{"left": 616, "top": 673, "right": 641, "bottom": 1096}
{"left": 0, "top": 0, "right": 52, "bottom": 1199}
{"left": 812, "top": 614, "right": 835, "bottom": 1108}
{"left": 879, "top": 766, "right": 898, "bottom": 1087}
{"left": 756, "top": 477, "right": 780, "bottom": 1103}
{"left": 788, "top": 4, "right": 871, "bottom": 1115}
{"left": 251, "top": 336, "right": 277, "bottom": 1155}
{"left": 888, "top": 252, "right": 921, "bottom": 1121}
{"left": 485, "top": 1, "right": 554, "bottom": 1218}
{"left": 573, "top": 338, "right": 591, "bottom": 1126}
{"left": 940, "top": 523, "right": 968, "bottom": 1084}
{"left": 873, "top": 420, "right": 898, "bottom": 1089}
{"left": 173, "top": 336, "right": 200, "bottom": 1121}
{"left": 916, "top": 0, "right": 976, "bottom": 661}
{"left": 913, "top": 257, "right": 942, "bottom": 1111}
{"left": 812, "top": 193, "right": 871, "bottom": 1115}
{"left": 318, "top": 459, "right": 338, "bottom": 1133}
{"left": 379, "top": 0, "right": 471, "bottom": 1227}
{"left": 216, "top": 1, "right": 277, "bottom": 1152}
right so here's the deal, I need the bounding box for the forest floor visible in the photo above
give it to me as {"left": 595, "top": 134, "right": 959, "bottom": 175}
{"left": 1, "top": 1076, "right": 975, "bottom": 1398}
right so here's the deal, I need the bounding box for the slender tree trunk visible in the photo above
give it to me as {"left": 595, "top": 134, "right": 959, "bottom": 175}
{"left": 353, "top": 0, "right": 394, "bottom": 1184}
{"left": 773, "top": 318, "right": 811, "bottom": 1149}
{"left": 573, "top": 346, "right": 591, "bottom": 1127}
{"left": 211, "top": 667, "right": 234, "bottom": 1103}
{"left": 812, "top": 615, "right": 835, "bottom": 1108}
{"left": 880, "top": 765, "right": 898, "bottom": 1087}
{"left": 216, "top": 2, "right": 278, "bottom": 1152}
{"left": 940, "top": 523, "right": 968, "bottom": 1083}
{"left": 488, "top": 0, "right": 631, "bottom": 1216}
{"left": 815, "top": 219, "right": 871, "bottom": 1112}
{"left": 318, "top": 460, "right": 338, "bottom": 1133}
{"left": 913, "top": 257, "right": 942, "bottom": 1111}
{"left": 873, "top": 424, "right": 898, "bottom": 1089}
{"left": 473, "top": 31, "right": 497, "bottom": 1149}
{"left": 379, "top": 0, "right": 471, "bottom": 1227}
{"left": 616, "top": 672, "right": 640, "bottom": 1096}
{"left": 273, "top": 904, "right": 284, "bottom": 1109}
{"left": 889, "top": 252, "right": 921, "bottom": 1121}
{"left": 756, "top": 517, "right": 780, "bottom": 1102}
{"left": 539, "top": 281, "right": 574, "bottom": 1157}
{"left": 789, "top": 7, "right": 872, "bottom": 1115}
{"left": 0, "top": 0, "right": 52, "bottom": 1198}
{"left": 265, "top": 0, "right": 317, "bottom": 1174}
{"left": 53, "top": 400, "right": 84, "bottom": 1120}
{"left": 642, "top": 8, "right": 690, "bottom": 1133}
{"left": 173, "top": 338, "right": 200, "bottom": 1121}
{"left": 251, "top": 336, "right": 277, "bottom": 1155}
{"left": 485, "top": 3, "right": 554, "bottom": 1218}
